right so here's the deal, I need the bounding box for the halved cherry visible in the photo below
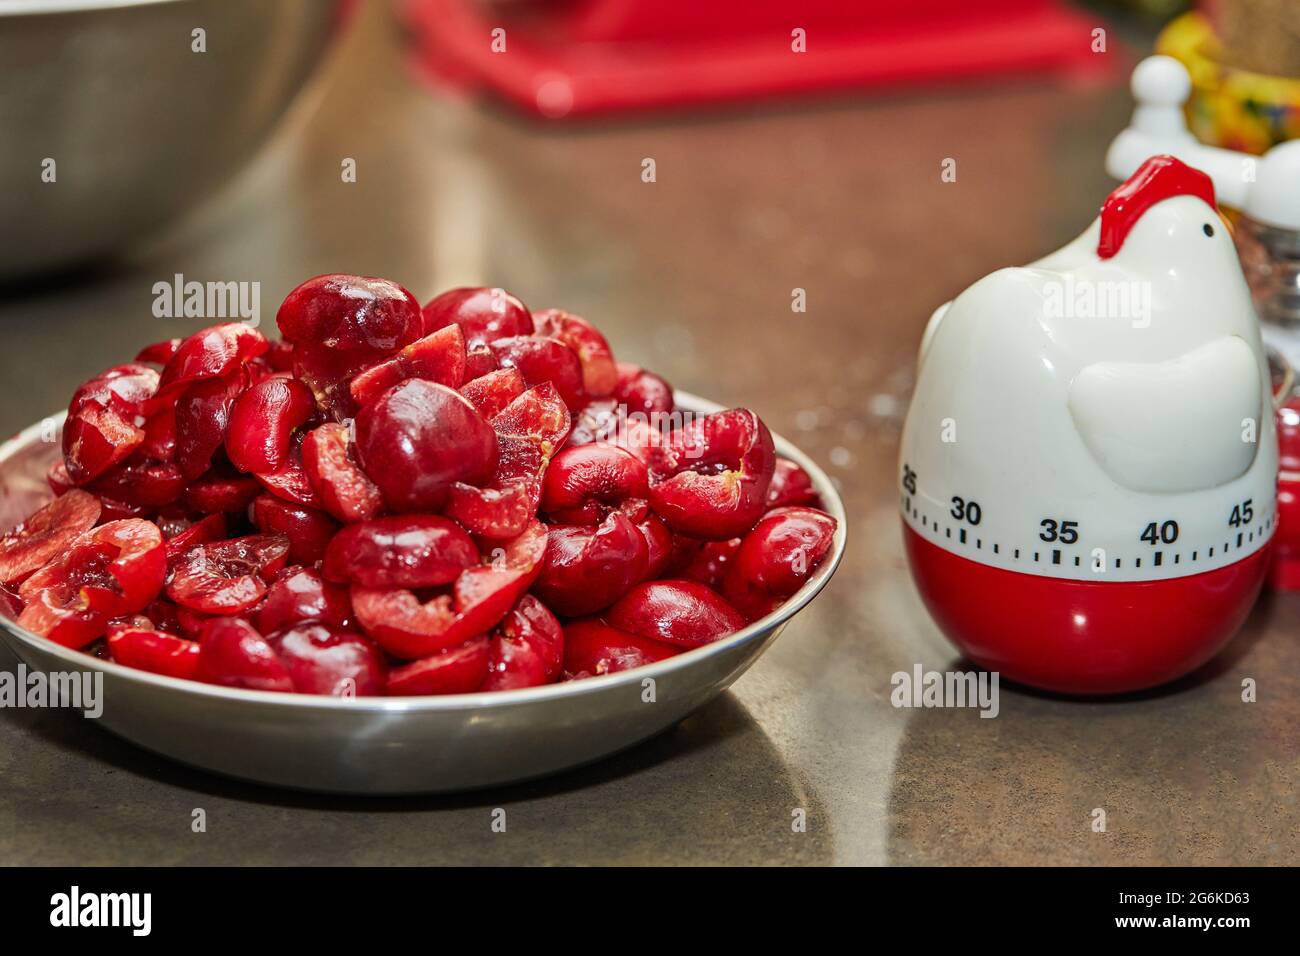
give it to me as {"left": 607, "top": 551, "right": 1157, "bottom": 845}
{"left": 254, "top": 566, "right": 352, "bottom": 634}
{"left": 20, "top": 518, "right": 166, "bottom": 616}
{"left": 250, "top": 494, "right": 339, "bottom": 565}
{"left": 612, "top": 362, "right": 673, "bottom": 417}
{"left": 489, "top": 335, "right": 585, "bottom": 410}
{"left": 638, "top": 514, "right": 673, "bottom": 580}
{"left": 164, "top": 513, "right": 228, "bottom": 561}
{"left": 680, "top": 537, "right": 742, "bottom": 591}
{"left": 351, "top": 520, "right": 546, "bottom": 659}
{"left": 16, "top": 519, "right": 165, "bottom": 646}
{"left": 301, "top": 422, "right": 383, "bottom": 523}
{"left": 196, "top": 617, "right": 294, "bottom": 692}
{"left": 0, "top": 489, "right": 101, "bottom": 585}
{"left": 482, "top": 594, "right": 564, "bottom": 690}
{"left": 647, "top": 408, "right": 775, "bottom": 539}
{"left": 532, "top": 309, "right": 617, "bottom": 398}
{"left": 354, "top": 379, "right": 497, "bottom": 512}
{"left": 138, "top": 406, "right": 177, "bottom": 462}
{"left": 134, "top": 337, "right": 182, "bottom": 365}
{"left": 266, "top": 622, "right": 386, "bottom": 696}
{"left": 460, "top": 367, "right": 525, "bottom": 420}
{"left": 532, "top": 513, "right": 648, "bottom": 617}
{"left": 183, "top": 471, "right": 262, "bottom": 514}
{"left": 540, "top": 443, "right": 649, "bottom": 525}
{"left": 277, "top": 274, "right": 423, "bottom": 415}
{"left": 254, "top": 456, "right": 324, "bottom": 510}
{"left": 166, "top": 534, "right": 290, "bottom": 614}
{"left": 606, "top": 579, "right": 746, "bottom": 648}
{"left": 386, "top": 636, "right": 491, "bottom": 696}
{"left": 63, "top": 363, "right": 160, "bottom": 484}
{"left": 766, "top": 458, "right": 818, "bottom": 509}
{"left": 225, "top": 375, "right": 317, "bottom": 474}
{"left": 107, "top": 625, "right": 201, "bottom": 681}
{"left": 464, "top": 346, "right": 497, "bottom": 380}
{"left": 442, "top": 383, "right": 570, "bottom": 538}
{"left": 566, "top": 398, "right": 664, "bottom": 464}
{"left": 158, "top": 323, "right": 268, "bottom": 393}
{"left": 445, "top": 479, "right": 539, "bottom": 541}
{"left": 420, "top": 286, "right": 532, "bottom": 347}
{"left": 492, "top": 382, "right": 572, "bottom": 482}
{"left": 562, "top": 618, "right": 680, "bottom": 678}
{"left": 349, "top": 323, "right": 467, "bottom": 408}
{"left": 174, "top": 369, "right": 247, "bottom": 480}
{"left": 87, "top": 456, "right": 185, "bottom": 510}
{"left": 323, "top": 515, "right": 477, "bottom": 588}
{"left": 265, "top": 339, "right": 294, "bottom": 372}
{"left": 723, "top": 507, "right": 837, "bottom": 621}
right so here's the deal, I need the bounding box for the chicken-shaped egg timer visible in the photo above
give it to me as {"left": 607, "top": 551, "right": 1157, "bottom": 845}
{"left": 900, "top": 155, "right": 1276, "bottom": 695}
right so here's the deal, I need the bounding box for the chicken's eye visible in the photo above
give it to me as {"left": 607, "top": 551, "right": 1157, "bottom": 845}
{"left": 1203, "top": 223, "right": 1215, "bottom": 237}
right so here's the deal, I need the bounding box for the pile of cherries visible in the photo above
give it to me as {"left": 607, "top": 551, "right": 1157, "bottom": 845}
{"left": 0, "top": 278, "right": 837, "bottom": 696}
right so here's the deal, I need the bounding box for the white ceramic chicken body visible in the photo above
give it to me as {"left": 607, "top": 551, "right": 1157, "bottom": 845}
{"left": 901, "top": 158, "right": 1276, "bottom": 582}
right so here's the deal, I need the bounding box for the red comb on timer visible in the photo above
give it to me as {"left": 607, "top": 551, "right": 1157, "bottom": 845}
{"left": 1098, "top": 155, "right": 1218, "bottom": 259}
{"left": 403, "top": 0, "right": 1112, "bottom": 118}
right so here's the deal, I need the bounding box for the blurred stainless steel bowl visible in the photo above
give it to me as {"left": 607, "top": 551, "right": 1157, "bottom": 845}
{"left": 0, "top": 393, "right": 846, "bottom": 794}
{"left": 0, "top": 0, "right": 348, "bottom": 280}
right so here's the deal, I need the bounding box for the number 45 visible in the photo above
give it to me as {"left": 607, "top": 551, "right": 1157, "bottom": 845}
{"left": 1229, "top": 500, "right": 1253, "bottom": 527}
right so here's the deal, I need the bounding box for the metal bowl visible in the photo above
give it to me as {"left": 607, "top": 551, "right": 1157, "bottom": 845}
{"left": 0, "top": 394, "right": 846, "bottom": 794}
{"left": 0, "top": 0, "right": 349, "bottom": 281}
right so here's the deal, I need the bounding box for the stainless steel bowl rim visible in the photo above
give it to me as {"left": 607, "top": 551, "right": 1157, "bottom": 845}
{"left": 0, "top": 0, "right": 187, "bottom": 15}
{"left": 0, "top": 390, "right": 847, "bottom": 714}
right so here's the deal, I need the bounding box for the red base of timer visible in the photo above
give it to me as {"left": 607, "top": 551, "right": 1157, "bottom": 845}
{"left": 903, "top": 524, "right": 1269, "bottom": 695}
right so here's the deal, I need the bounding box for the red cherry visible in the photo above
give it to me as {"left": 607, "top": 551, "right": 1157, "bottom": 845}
{"left": 107, "top": 625, "right": 201, "bottom": 681}
{"left": 166, "top": 534, "right": 290, "bottom": 614}
{"left": 354, "top": 379, "right": 498, "bottom": 512}
{"left": 182, "top": 471, "right": 262, "bottom": 514}
{"left": 250, "top": 494, "right": 340, "bottom": 566}
{"left": 349, "top": 323, "right": 467, "bottom": 408}
{"left": 225, "top": 376, "right": 317, "bottom": 474}
{"left": 196, "top": 617, "right": 294, "bottom": 692}
{"left": 158, "top": 323, "right": 268, "bottom": 393}
{"left": 277, "top": 274, "right": 422, "bottom": 415}
{"left": 351, "top": 520, "right": 546, "bottom": 659}
{"left": 489, "top": 335, "right": 585, "bottom": 410}
{"left": 134, "top": 338, "right": 182, "bottom": 365}
{"left": 420, "top": 286, "right": 532, "bottom": 347}
{"left": 63, "top": 364, "right": 160, "bottom": 484}
{"left": 638, "top": 514, "right": 673, "bottom": 579}
{"left": 323, "top": 515, "right": 478, "bottom": 588}
{"left": 87, "top": 457, "right": 185, "bottom": 510}
{"left": 174, "top": 370, "right": 247, "bottom": 480}
{"left": 301, "top": 422, "right": 384, "bottom": 523}
{"left": 612, "top": 362, "right": 674, "bottom": 417}
{"left": 722, "top": 507, "right": 837, "bottom": 620}
{"left": 481, "top": 594, "right": 564, "bottom": 690}
{"left": 460, "top": 367, "right": 525, "bottom": 420}
{"left": 532, "top": 309, "right": 617, "bottom": 398}
{"left": 647, "top": 408, "right": 775, "bottom": 539}
{"left": 680, "top": 537, "right": 742, "bottom": 591}
{"left": 766, "top": 458, "right": 818, "bottom": 509}
{"left": 533, "top": 513, "right": 649, "bottom": 617}
{"left": 540, "top": 443, "right": 649, "bottom": 525}
{"left": 265, "top": 622, "right": 386, "bottom": 696}
{"left": 443, "top": 383, "right": 570, "bottom": 538}
{"left": 16, "top": 519, "right": 166, "bottom": 647}
{"left": 606, "top": 579, "right": 746, "bottom": 648}
{"left": 0, "top": 489, "right": 101, "bottom": 585}
{"left": 386, "top": 636, "right": 491, "bottom": 696}
{"left": 163, "top": 513, "right": 228, "bottom": 562}
{"left": 562, "top": 618, "right": 680, "bottom": 678}
{"left": 254, "top": 566, "right": 351, "bottom": 634}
